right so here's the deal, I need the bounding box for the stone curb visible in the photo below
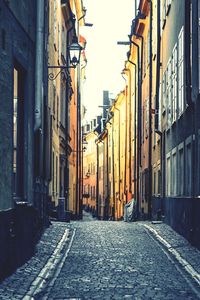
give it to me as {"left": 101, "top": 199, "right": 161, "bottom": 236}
{"left": 142, "top": 224, "right": 200, "bottom": 287}
{"left": 23, "top": 228, "right": 71, "bottom": 299}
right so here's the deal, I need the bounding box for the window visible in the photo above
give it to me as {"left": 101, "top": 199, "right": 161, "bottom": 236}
{"left": 147, "top": 30, "right": 150, "bottom": 66}
{"left": 158, "top": 169, "right": 161, "bottom": 195}
{"left": 185, "top": 140, "right": 192, "bottom": 196}
{"left": 143, "top": 38, "right": 147, "bottom": 75}
{"left": 171, "top": 150, "right": 177, "bottom": 196}
{"left": 166, "top": 59, "right": 172, "bottom": 128}
{"left": 53, "top": 0, "right": 57, "bottom": 49}
{"left": 57, "top": 95, "right": 59, "bottom": 125}
{"left": 52, "top": 151, "right": 55, "bottom": 194}
{"left": 109, "top": 157, "right": 111, "bottom": 173}
{"left": 172, "top": 44, "right": 178, "bottom": 123}
{"left": 153, "top": 168, "right": 156, "bottom": 195}
{"left": 145, "top": 98, "right": 149, "bottom": 138}
{"left": 178, "top": 145, "right": 184, "bottom": 196}
{"left": 13, "top": 66, "right": 25, "bottom": 199}
{"left": 53, "top": 83, "right": 56, "bottom": 116}
{"left": 166, "top": 154, "right": 171, "bottom": 196}
{"left": 162, "top": 72, "right": 166, "bottom": 113}
{"left": 56, "top": 156, "right": 58, "bottom": 195}
{"left": 178, "top": 27, "right": 184, "bottom": 116}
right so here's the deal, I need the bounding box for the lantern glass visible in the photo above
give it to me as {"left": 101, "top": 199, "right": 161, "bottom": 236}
{"left": 69, "top": 37, "right": 82, "bottom": 68}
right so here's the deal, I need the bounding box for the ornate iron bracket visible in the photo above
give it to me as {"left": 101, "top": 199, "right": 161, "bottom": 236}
{"left": 48, "top": 65, "right": 75, "bottom": 81}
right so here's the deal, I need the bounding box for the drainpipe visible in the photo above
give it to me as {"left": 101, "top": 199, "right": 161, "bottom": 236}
{"left": 75, "top": 10, "right": 86, "bottom": 219}
{"left": 130, "top": 39, "right": 140, "bottom": 218}
{"left": 106, "top": 129, "right": 109, "bottom": 219}
{"left": 114, "top": 105, "right": 120, "bottom": 220}
{"left": 124, "top": 66, "right": 133, "bottom": 195}
{"left": 96, "top": 141, "right": 99, "bottom": 219}
{"left": 121, "top": 78, "right": 128, "bottom": 204}
{"left": 155, "top": 0, "right": 161, "bottom": 134}
{"left": 192, "top": 1, "right": 198, "bottom": 203}
{"left": 65, "top": 17, "right": 75, "bottom": 211}
{"left": 34, "top": 0, "right": 45, "bottom": 180}
{"left": 192, "top": 0, "right": 199, "bottom": 101}
{"left": 131, "top": 24, "right": 144, "bottom": 168}
{"left": 34, "top": 0, "right": 44, "bottom": 132}
{"left": 185, "top": 0, "right": 192, "bottom": 106}
{"left": 148, "top": 0, "right": 153, "bottom": 219}
{"left": 128, "top": 58, "right": 137, "bottom": 208}
{"left": 154, "top": 0, "right": 163, "bottom": 217}
{"left": 111, "top": 118, "right": 115, "bottom": 220}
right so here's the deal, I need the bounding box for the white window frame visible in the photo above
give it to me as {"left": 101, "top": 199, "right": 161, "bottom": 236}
{"left": 166, "top": 59, "right": 172, "bottom": 128}
{"left": 178, "top": 26, "right": 185, "bottom": 117}
{"left": 171, "top": 148, "right": 177, "bottom": 196}
{"left": 172, "top": 44, "right": 178, "bottom": 123}
{"left": 166, "top": 153, "right": 171, "bottom": 196}
{"left": 185, "top": 136, "right": 193, "bottom": 196}
{"left": 53, "top": 0, "right": 57, "bottom": 49}
{"left": 162, "top": 71, "right": 166, "bottom": 113}
{"left": 178, "top": 142, "right": 184, "bottom": 196}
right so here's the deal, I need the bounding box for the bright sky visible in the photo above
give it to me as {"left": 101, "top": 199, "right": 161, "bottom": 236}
{"left": 80, "top": 0, "right": 135, "bottom": 120}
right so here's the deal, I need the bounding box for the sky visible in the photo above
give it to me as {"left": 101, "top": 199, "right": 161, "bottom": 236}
{"left": 80, "top": 0, "right": 135, "bottom": 120}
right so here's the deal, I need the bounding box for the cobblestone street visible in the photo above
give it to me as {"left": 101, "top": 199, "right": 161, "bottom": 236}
{"left": 1, "top": 212, "right": 200, "bottom": 300}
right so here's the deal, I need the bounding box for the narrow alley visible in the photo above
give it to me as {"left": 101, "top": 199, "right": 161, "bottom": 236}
{"left": 1, "top": 0, "right": 200, "bottom": 299}
{"left": 0, "top": 216, "right": 200, "bottom": 299}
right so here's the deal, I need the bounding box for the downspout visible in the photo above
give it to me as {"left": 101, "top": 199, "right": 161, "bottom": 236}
{"left": 65, "top": 17, "right": 75, "bottom": 211}
{"left": 128, "top": 58, "right": 137, "bottom": 208}
{"left": 34, "top": 0, "right": 44, "bottom": 132}
{"left": 155, "top": 0, "right": 161, "bottom": 134}
{"left": 124, "top": 86, "right": 128, "bottom": 203}
{"left": 131, "top": 26, "right": 144, "bottom": 168}
{"left": 192, "top": 0, "right": 199, "bottom": 100}
{"left": 96, "top": 141, "right": 99, "bottom": 219}
{"left": 34, "top": 0, "right": 45, "bottom": 180}
{"left": 154, "top": 0, "right": 163, "bottom": 216}
{"left": 124, "top": 66, "right": 133, "bottom": 195}
{"left": 130, "top": 39, "right": 140, "bottom": 217}
{"left": 106, "top": 129, "right": 109, "bottom": 219}
{"left": 114, "top": 105, "right": 120, "bottom": 220}
{"left": 192, "top": 0, "right": 198, "bottom": 202}
{"left": 121, "top": 79, "right": 128, "bottom": 204}
{"left": 76, "top": 4, "right": 86, "bottom": 219}
{"left": 148, "top": 0, "right": 153, "bottom": 219}
{"left": 185, "top": 0, "right": 192, "bottom": 107}
{"left": 112, "top": 118, "right": 115, "bottom": 220}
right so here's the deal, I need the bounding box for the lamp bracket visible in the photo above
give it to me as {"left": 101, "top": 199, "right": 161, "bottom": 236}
{"left": 48, "top": 65, "right": 75, "bottom": 81}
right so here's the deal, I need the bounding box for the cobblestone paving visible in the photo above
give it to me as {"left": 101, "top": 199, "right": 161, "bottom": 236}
{"left": 0, "top": 222, "right": 70, "bottom": 300}
{"left": 143, "top": 221, "right": 200, "bottom": 275}
{"left": 0, "top": 216, "right": 200, "bottom": 300}
{"left": 38, "top": 220, "right": 200, "bottom": 300}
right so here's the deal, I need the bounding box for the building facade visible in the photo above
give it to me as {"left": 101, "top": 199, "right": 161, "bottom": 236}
{"left": 0, "top": 0, "right": 49, "bottom": 279}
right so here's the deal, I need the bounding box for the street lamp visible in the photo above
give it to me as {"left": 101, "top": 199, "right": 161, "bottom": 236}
{"left": 48, "top": 35, "right": 83, "bottom": 81}
{"left": 68, "top": 36, "right": 83, "bottom": 68}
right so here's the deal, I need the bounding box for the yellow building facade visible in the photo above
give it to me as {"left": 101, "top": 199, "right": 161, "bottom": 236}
{"left": 48, "top": 0, "right": 86, "bottom": 219}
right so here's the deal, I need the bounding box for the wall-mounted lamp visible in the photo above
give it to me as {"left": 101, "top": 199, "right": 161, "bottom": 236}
{"left": 69, "top": 36, "right": 83, "bottom": 68}
{"left": 86, "top": 171, "right": 90, "bottom": 178}
{"left": 48, "top": 36, "right": 83, "bottom": 81}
